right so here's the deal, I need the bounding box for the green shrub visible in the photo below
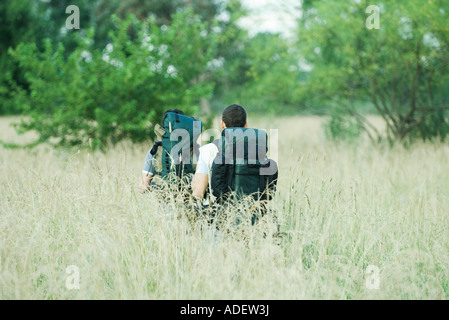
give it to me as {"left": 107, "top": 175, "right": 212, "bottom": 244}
{"left": 323, "top": 107, "right": 363, "bottom": 143}
{"left": 7, "top": 10, "right": 217, "bottom": 150}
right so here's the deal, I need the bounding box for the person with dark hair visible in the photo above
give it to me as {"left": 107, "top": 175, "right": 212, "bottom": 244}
{"left": 221, "top": 103, "right": 247, "bottom": 128}
{"left": 138, "top": 109, "right": 184, "bottom": 193}
{"left": 191, "top": 104, "right": 248, "bottom": 201}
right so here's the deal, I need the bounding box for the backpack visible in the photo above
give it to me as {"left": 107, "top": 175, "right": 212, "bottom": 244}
{"left": 210, "top": 127, "right": 278, "bottom": 202}
{"left": 151, "top": 112, "right": 202, "bottom": 183}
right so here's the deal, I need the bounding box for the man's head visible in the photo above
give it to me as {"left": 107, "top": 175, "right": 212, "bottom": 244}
{"left": 221, "top": 104, "right": 247, "bottom": 129}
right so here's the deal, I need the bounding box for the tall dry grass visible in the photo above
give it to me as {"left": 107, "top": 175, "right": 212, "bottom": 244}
{"left": 1, "top": 116, "right": 448, "bottom": 299}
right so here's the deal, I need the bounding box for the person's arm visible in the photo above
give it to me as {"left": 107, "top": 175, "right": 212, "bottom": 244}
{"left": 191, "top": 173, "right": 208, "bottom": 199}
{"left": 138, "top": 149, "right": 156, "bottom": 194}
{"left": 138, "top": 171, "right": 153, "bottom": 194}
{"left": 191, "top": 145, "right": 215, "bottom": 199}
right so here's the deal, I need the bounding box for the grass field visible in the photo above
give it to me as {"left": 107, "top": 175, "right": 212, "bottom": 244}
{"left": 1, "top": 115, "right": 449, "bottom": 300}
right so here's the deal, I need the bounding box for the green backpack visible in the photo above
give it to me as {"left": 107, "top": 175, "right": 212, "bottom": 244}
{"left": 152, "top": 112, "right": 202, "bottom": 182}
{"left": 210, "top": 127, "right": 278, "bottom": 202}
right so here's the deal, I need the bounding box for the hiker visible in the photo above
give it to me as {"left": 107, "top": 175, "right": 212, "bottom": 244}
{"left": 138, "top": 108, "right": 185, "bottom": 194}
{"left": 191, "top": 104, "right": 278, "bottom": 207}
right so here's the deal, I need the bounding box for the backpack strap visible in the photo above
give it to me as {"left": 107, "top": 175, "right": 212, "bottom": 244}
{"left": 215, "top": 137, "right": 235, "bottom": 194}
{"left": 259, "top": 175, "right": 266, "bottom": 200}
{"left": 226, "top": 163, "right": 235, "bottom": 194}
{"left": 150, "top": 141, "right": 162, "bottom": 156}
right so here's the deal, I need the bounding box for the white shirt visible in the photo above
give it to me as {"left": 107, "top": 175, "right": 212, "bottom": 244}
{"left": 195, "top": 142, "right": 219, "bottom": 203}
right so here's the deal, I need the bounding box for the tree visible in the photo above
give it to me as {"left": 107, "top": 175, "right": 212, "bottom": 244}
{"left": 0, "top": 0, "right": 225, "bottom": 116}
{"left": 299, "top": 0, "right": 449, "bottom": 143}
{"left": 0, "top": 0, "right": 42, "bottom": 114}
{"left": 92, "top": 0, "right": 224, "bottom": 49}
{"left": 0, "top": 0, "right": 97, "bottom": 115}
{"left": 219, "top": 32, "right": 305, "bottom": 114}
{"left": 211, "top": 0, "right": 306, "bottom": 115}
{"left": 7, "top": 10, "right": 218, "bottom": 149}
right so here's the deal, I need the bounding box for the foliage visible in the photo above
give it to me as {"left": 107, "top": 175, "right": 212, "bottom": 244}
{"left": 299, "top": 0, "right": 449, "bottom": 143}
{"left": 90, "top": 0, "right": 225, "bottom": 51}
{"left": 219, "top": 32, "right": 306, "bottom": 114}
{"left": 0, "top": 0, "right": 39, "bottom": 115}
{"left": 210, "top": 0, "right": 250, "bottom": 106}
{"left": 323, "top": 105, "right": 363, "bottom": 142}
{"left": 0, "top": 0, "right": 225, "bottom": 116}
{"left": 209, "top": 1, "right": 308, "bottom": 115}
{"left": 0, "top": 0, "right": 97, "bottom": 114}
{"left": 5, "top": 0, "right": 449, "bottom": 147}
{"left": 8, "top": 10, "right": 218, "bottom": 149}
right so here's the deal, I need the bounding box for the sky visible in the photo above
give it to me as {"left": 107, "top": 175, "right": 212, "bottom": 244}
{"left": 237, "top": 0, "right": 302, "bottom": 38}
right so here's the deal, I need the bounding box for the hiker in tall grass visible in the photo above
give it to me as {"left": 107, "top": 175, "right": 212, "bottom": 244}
{"left": 192, "top": 104, "right": 277, "bottom": 211}
{"left": 191, "top": 104, "right": 248, "bottom": 202}
{"left": 138, "top": 109, "right": 185, "bottom": 193}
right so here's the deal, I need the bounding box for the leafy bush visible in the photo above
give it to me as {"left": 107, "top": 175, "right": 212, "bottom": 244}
{"left": 300, "top": 0, "right": 449, "bottom": 144}
{"left": 8, "top": 10, "right": 218, "bottom": 149}
{"left": 213, "top": 32, "right": 306, "bottom": 115}
{"left": 323, "top": 106, "right": 363, "bottom": 143}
